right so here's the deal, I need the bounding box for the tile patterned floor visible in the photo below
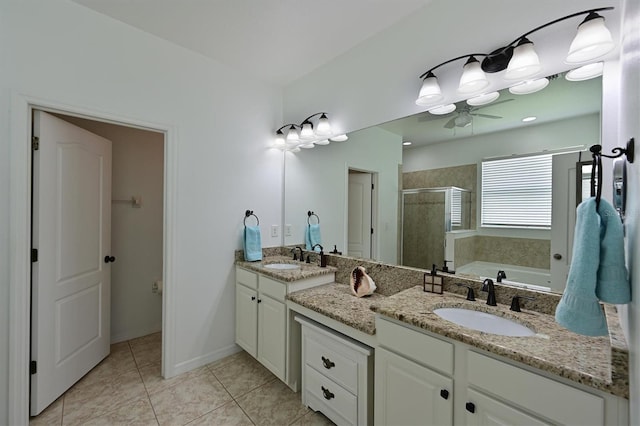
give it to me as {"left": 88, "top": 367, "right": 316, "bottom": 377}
{"left": 30, "top": 333, "right": 334, "bottom": 426}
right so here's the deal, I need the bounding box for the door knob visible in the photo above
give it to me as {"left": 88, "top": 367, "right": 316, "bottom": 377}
{"left": 465, "top": 402, "right": 476, "bottom": 413}
{"left": 553, "top": 253, "right": 562, "bottom": 260}
{"left": 104, "top": 256, "right": 116, "bottom": 263}
{"left": 440, "top": 389, "right": 449, "bottom": 400}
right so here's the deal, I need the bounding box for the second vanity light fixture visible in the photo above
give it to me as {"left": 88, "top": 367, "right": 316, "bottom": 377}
{"left": 274, "top": 112, "right": 348, "bottom": 152}
{"left": 416, "top": 7, "right": 615, "bottom": 109}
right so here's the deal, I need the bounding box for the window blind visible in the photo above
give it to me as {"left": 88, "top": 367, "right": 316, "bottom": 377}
{"left": 450, "top": 189, "right": 462, "bottom": 226}
{"left": 481, "top": 154, "right": 552, "bottom": 228}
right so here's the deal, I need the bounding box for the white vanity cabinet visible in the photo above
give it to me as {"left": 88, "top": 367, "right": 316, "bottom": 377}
{"left": 375, "top": 316, "right": 628, "bottom": 426}
{"left": 297, "top": 316, "right": 373, "bottom": 426}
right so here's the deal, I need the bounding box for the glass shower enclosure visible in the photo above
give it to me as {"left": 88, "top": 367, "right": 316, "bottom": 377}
{"left": 401, "top": 186, "right": 472, "bottom": 270}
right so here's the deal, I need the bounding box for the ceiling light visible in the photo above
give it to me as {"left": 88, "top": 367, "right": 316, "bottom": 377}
{"left": 315, "top": 139, "right": 330, "bottom": 145}
{"left": 286, "top": 125, "right": 299, "bottom": 143}
{"left": 300, "top": 142, "right": 315, "bottom": 149}
{"left": 505, "top": 38, "right": 541, "bottom": 80}
{"left": 289, "top": 147, "right": 301, "bottom": 153}
{"left": 274, "top": 130, "right": 286, "bottom": 147}
{"left": 566, "top": 62, "right": 604, "bottom": 81}
{"left": 458, "top": 56, "right": 490, "bottom": 94}
{"left": 566, "top": 12, "right": 615, "bottom": 64}
{"left": 428, "top": 104, "right": 457, "bottom": 115}
{"left": 416, "top": 72, "right": 444, "bottom": 105}
{"left": 316, "top": 114, "right": 332, "bottom": 135}
{"left": 300, "top": 121, "right": 315, "bottom": 140}
{"left": 330, "top": 134, "right": 348, "bottom": 142}
{"left": 509, "top": 78, "right": 549, "bottom": 95}
{"left": 522, "top": 116, "right": 537, "bottom": 122}
{"left": 467, "top": 92, "right": 500, "bottom": 106}
{"left": 403, "top": 141, "right": 412, "bottom": 146}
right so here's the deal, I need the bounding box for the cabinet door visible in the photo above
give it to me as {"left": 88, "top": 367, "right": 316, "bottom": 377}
{"left": 375, "top": 347, "right": 453, "bottom": 426}
{"left": 464, "top": 388, "right": 551, "bottom": 426}
{"left": 235, "top": 284, "right": 258, "bottom": 357}
{"left": 258, "top": 294, "right": 286, "bottom": 380}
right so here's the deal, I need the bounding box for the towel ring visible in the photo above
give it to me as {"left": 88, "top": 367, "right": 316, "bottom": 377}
{"left": 308, "top": 211, "right": 320, "bottom": 225}
{"left": 244, "top": 210, "right": 259, "bottom": 226}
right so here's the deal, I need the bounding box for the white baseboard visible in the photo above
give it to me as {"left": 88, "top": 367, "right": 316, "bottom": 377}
{"left": 111, "top": 323, "right": 162, "bottom": 344}
{"left": 170, "top": 344, "right": 242, "bottom": 377}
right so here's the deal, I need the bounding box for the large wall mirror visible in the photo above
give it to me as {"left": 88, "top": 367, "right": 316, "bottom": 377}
{"left": 284, "top": 74, "right": 602, "bottom": 294}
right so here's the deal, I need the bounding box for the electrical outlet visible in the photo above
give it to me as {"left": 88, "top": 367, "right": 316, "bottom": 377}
{"left": 151, "top": 281, "right": 158, "bottom": 293}
{"left": 285, "top": 224, "right": 292, "bottom": 236}
{"left": 271, "top": 225, "right": 279, "bottom": 237}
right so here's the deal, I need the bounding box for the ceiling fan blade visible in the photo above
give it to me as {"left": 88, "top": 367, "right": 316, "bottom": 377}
{"left": 473, "top": 113, "right": 502, "bottom": 119}
{"left": 473, "top": 98, "right": 514, "bottom": 110}
{"left": 444, "top": 117, "right": 457, "bottom": 128}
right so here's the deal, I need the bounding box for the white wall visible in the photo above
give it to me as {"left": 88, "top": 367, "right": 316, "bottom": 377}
{"left": 55, "top": 116, "right": 165, "bottom": 343}
{"left": 402, "top": 114, "right": 601, "bottom": 172}
{"left": 284, "top": 126, "right": 401, "bottom": 264}
{"left": 616, "top": 0, "right": 640, "bottom": 422}
{"left": 1, "top": 1, "right": 282, "bottom": 422}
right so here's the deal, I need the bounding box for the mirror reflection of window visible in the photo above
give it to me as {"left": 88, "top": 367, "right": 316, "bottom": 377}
{"left": 580, "top": 163, "right": 595, "bottom": 204}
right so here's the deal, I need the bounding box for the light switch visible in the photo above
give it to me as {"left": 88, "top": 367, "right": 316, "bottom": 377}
{"left": 271, "top": 225, "right": 279, "bottom": 237}
{"left": 285, "top": 224, "right": 292, "bottom": 236}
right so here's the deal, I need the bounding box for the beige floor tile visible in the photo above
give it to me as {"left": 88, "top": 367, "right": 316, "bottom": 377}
{"left": 62, "top": 369, "right": 147, "bottom": 426}
{"left": 150, "top": 372, "right": 233, "bottom": 426}
{"left": 29, "top": 396, "right": 63, "bottom": 426}
{"left": 79, "top": 398, "right": 158, "bottom": 426}
{"left": 187, "top": 401, "right": 254, "bottom": 426}
{"left": 70, "top": 342, "right": 137, "bottom": 392}
{"left": 236, "top": 380, "right": 308, "bottom": 426}
{"left": 206, "top": 350, "right": 248, "bottom": 371}
{"left": 289, "top": 410, "right": 335, "bottom": 426}
{"left": 140, "top": 361, "right": 209, "bottom": 396}
{"left": 130, "top": 332, "right": 162, "bottom": 368}
{"left": 210, "top": 352, "right": 276, "bottom": 398}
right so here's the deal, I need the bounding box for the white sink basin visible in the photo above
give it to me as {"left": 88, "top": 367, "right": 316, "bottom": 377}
{"left": 433, "top": 308, "right": 535, "bottom": 337}
{"left": 264, "top": 263, "right": 300, "bottom": 270}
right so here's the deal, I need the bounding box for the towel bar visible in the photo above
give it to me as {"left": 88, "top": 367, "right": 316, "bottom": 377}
{"left": 307, "top": 211, "right": 320, "bottom": 224}
{"left": 244, "top": 210, "right": 259, "bottom": 226}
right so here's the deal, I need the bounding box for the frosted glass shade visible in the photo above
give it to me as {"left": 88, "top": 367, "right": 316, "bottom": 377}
{"left": 566, "top": 14, "right": 614, "bottom": 64}
{"left": 458, "top": 57, "right": 490, "bottom": 94}
{"left": 505, "top": 38, "right": 541, "bottom": 80}
{"left": 467, "top": 92, "right": 500, "bottom": 106}
{"left": 316, "top": 114, "right": 332, "bottom": 135}
{"left": 330, "top": 134, "right": 348, "bottom": 142}
{"left": 274, "top": 130, "right": 286, "bottom": 147}
{"left": 428, "top": 104, "right": 456, "bottom": 115}
{"left": 566, "top": 62, "right": 604, "bottom": 81}
{"left": 315, "top": 139, "right": 330, "bottom": 145}
{"left": 416, "top": 73, "right": 444, "bottom": 105}
{"left": 300, "top": 122, "right": 315, "bottom": 140}
{"left": 286, "top": 125, "right": 299, "bottom": 143}
{"left": 509, "top": 78, "right": 549, "bottom": 95}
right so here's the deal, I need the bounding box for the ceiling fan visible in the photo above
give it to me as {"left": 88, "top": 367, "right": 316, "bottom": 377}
{"left": 443, "top": 99, "right": 514, "bottom": 129}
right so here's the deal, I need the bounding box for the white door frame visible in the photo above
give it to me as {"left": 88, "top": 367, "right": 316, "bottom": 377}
{"left": 8, "top": 92, "right": 178, "bottom": 425}
{"left": 344, "top": 166, "right": 378, "bottom": 259}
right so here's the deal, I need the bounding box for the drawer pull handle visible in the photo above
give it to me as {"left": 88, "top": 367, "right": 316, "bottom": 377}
{"left": 440, "top": 389, "right": 449, "bottom": 400}
{"left": 257, "top": 299, "right": 262, "bottom": 303}
{"left": 251, "top": 296, "right": 256, "bottom": 301}
{"left": 321, "top": 356, "right": 335, "bottom": 369}
{"left": 321, "top": 386, "right": 335, "bottom": 400}
{"left": 465, "top": 402, "right": 476, "bottom": 413}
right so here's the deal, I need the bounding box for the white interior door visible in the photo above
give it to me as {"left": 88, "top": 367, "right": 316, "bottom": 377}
{"left": 31, "top": 111, "right": 112, "bottom": 415}
{"left": 348, "top": 171, "right": 372, "bottom": 258}
{"left": 551, "top": 151, "right": 585, "bottom": 293}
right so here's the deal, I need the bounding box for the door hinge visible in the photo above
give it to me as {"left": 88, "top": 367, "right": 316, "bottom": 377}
{"left": 30, "top": 360, "right": 37, "bottom": 375}
{"left": 31, "top": 248, "right": 38, "bottom": 263}
{"left": 32, "top": 136, "right": 40, "bottom": 151}
{"left": 371, "top": 228, "right": 374, "bottom": 235}
{"left": 371, "top": 183, "right": 374, "bottom": 190}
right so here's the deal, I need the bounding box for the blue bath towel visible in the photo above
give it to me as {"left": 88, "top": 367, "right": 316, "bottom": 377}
{"left": 555, "top": 198, "right": 608, "bottom": 336}
{"left": 305, "top": 224, "right": 322, "bottom": 251}
{"left": 596, "top": 199, "right": 631, "bottom": 304}
{"left": 243, "top": 226, "right": 262, "bottom": 261}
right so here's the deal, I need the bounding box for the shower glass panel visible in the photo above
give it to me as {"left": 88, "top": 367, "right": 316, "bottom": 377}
{"left": 401, "top": 187, "right": 471, "bottom": 269}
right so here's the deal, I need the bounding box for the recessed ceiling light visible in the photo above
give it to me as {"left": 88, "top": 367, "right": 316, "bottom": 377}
{"left": 522, "top": 116, "right": 537, "bottom": 122}
{"left": 402, "top": 141, "right": 412, "bottom": 146}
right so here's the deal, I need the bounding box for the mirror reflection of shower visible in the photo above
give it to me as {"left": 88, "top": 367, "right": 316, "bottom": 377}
{"left": 401, "top": 187, "right": 472, "bottom": 269}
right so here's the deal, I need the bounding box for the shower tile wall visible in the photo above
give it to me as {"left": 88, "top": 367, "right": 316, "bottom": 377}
{"left": 454, "top": 236, "right": 551, "bottom": 269}
{"left": 403, "top": 164, "right": 477, "bottom": 229}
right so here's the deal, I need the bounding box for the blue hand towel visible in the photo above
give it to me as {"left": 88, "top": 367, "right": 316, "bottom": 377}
{"left": 596, "top": 199, "right": 631, "bottom": 304}
{"left": 243, "top": 226, "right": 262, "bottom": 262}
{"left": 555, "top": 198, "right": 608, "bottom": 336}
{"left": 305, "top": 224, "right": 322, "bottom": 251}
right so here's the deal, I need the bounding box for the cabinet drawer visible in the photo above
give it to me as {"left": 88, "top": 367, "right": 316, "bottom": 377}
{"left": 377, "top": 317, "right": 453, "bottom": 375}
{"left": 259, "top": 276, "right": 286, "bottom": 300}
{"left": 305, "top": 365, "right": 357, "bottom": 426}
{"left": 467, "top": 351, "right": 604, "bottom": 425}
{"left": 236, "top": 267, "right": 258, "bottom": 289}
{"left": 304, "top": 330, "right": 359, "bottom": 393}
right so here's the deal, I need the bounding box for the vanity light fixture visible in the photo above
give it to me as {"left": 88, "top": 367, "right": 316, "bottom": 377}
{"left": 522, "top": 116, "right": 537, "bottom": 122}
{"left": 467, "top": 91, "right": 500, "bottom": 106}
{"left": 274, "top": 112, "right": 346, "bottom": 151}
{"left": 415, "top": 7, "right": 615, "bottom": 107}
{"left": 565, "top": 62, "right": 604, "bottom": 81}
{"left": 403, "top": 141, "right": 412, "bottom": 146}
{"left": 428, "top": 104, "right": 457, "bottom": 115}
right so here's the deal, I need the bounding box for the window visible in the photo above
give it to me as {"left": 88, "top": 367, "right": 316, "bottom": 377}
{"left": 481, "top": 153, "right": 552, "bottom": 228}
{"left": 450, "top": 189, "right": 462, "bottom": 226}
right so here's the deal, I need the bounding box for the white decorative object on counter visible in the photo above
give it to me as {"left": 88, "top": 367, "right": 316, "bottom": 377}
{"left": 350, "top": 266, "right": 376, "bottom": 298}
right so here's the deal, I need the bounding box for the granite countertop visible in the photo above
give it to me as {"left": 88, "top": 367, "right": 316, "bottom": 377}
{"left": 236, "top": 256, "right": 337, "bottom": 282}
{"left": 286, "top": 283, "right": 386, "bottom": 335}
{"left": 370, "top": 286, "right": 628, "bottom": 399}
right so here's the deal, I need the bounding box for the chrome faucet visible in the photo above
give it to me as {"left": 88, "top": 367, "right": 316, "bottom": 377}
{"left": 496, "top": 270, "right": 507, "bottom": 283}
{"left": 482, "top": 278, "right": 497, "bottom": 306}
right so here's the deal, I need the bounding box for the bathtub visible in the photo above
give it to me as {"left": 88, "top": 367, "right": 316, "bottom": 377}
{"left": 455, "top": 261, "right": 551, "bottom": 292}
